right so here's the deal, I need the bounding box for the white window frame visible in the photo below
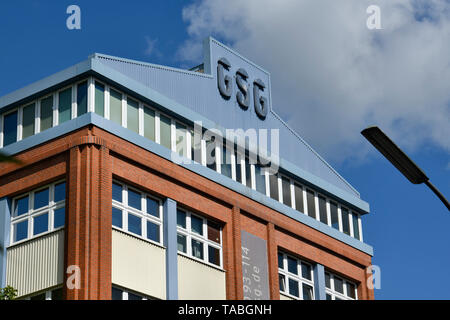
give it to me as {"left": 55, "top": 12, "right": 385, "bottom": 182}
{"left": 325, "top": 271, "right": 358, "bottom": 300}
{"left": 9, "top": 180, "right": 66, "bottom": 246}
{"left": 176, "top": 209, "right": 223, "bottom": 269}
{"left": 112, "top": 181, "right": 163, "bottom": 246}
{"left": 278, "top": 252, "right": 315, "bottom": 300}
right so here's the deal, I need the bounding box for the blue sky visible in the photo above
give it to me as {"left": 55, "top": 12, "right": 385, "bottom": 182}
{"left": 1, "top": 0, "right": 449, "bottom": 299}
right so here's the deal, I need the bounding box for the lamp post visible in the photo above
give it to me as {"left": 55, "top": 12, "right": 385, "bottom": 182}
{"left": 361, "top": 126, "right": 449, "bottom": 211}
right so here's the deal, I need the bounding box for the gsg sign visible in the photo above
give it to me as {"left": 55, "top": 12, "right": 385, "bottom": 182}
{"left": 217, "top": 58, "right": 268, "bottom": 120}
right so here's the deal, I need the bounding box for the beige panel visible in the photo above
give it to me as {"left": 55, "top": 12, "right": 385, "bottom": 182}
{"left": 112, "top": 229, "right": 166, "bottom": 299}
{"left": 280, "top": 292, "right": 295, "bottom": 300}
{"left": 178, "top": 254, "right": 226, "bottom": 300}
{"left": 6, "top": 230, "right": 64, "bottom": 297}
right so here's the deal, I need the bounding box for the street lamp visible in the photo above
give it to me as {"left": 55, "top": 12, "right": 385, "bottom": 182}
{"left": 361, "top": 126, "right": 449, "bottom": 211}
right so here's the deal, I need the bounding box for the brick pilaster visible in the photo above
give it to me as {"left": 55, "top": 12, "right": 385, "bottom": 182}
{"left": 267, "top": 222, "right": 280, "bottom": 300}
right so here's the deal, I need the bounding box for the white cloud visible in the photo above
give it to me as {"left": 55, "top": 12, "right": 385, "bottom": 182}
{"left": 178, "top": 0, "right": 450, "bottom": 163}
{"left": 144, "top": 36, "right": 159, "bottom": 57}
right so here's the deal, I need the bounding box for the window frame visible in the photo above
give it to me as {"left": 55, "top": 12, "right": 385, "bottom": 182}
{"left": 278, "top": 252, "right": 315, "bottom": 300}
{"left": 325, "top": 271, "right": 358, "bottom": 300}
{"left": 9, "top": 180, "right": 66, "bottom": 245}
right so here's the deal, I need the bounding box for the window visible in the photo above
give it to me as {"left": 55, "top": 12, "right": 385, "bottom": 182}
{"left": 40, "top": 95, "right": 53, "bottom": 131}
{"left": 22, "top": 103, "right": 35, "bottom": 139}
{"left": 3, "top": 110, "right": 18, "bottom": 146}
{"left": 244, "top": 154, "right": 252, "bottom": 188}
{"left": 111, "top": 182, "right": 162, "bottom": 244}
{"left": 24, "top": 287, "right": 63, "bottom": 300}
{"left": 176, "top": 209, "right": 222, "bottom": 268}
{"left": 278, "top": 252, "right": 314, "bottom": 300}
{"left": 325, "top": 271, "right": 357, "bottom": 300}
{"left": 269, "top": 173, "right": 279, "bottom": 201}
{"left": 77, "top": 81, "right": 87, "bottom": 116}
{"left": 127, "top": 97, "right": 139, "bottom": 133}
{"left": 111, "top": 286, "right": 149, "bottom": 300}
{"left": 11, "top": 181, "right": 66, "bottom": 244}
{"left": 281, "top": 177, "right": 291, "bottom": 207}
{"left": 341, "top": 207, "right": 350, "bottom": 235}
{"left": 109, "top": 88, "right": 122, "bottom": 125}
{"left": 234, "top": 146, "right": 243, "bottom": 184}
{"left": 221, "top": 145, "right": 232, "bottom": 179}
{"left": 143, "top": 106, "right": 155, "bottom": 141}
{"left": 318, "top": 195, "right": 328, "bottom": 224}
{"left": 159, "top": 114, "right": 171, "bottom": 149}
{"left": 352, "top": 212, "right": 360, "bottom": 240}
{"left": 294, "top": 183, "right": 304, "bottom": 214}
{"left": 306, "top": 189, "right": 316, "bottom": 219}
{"left": 95, "top": 82, "right": 105, "bottom": 117}
{"left": 191, "top": 128, "right": 201, "bottom": 163}
{"left": 330, "top": 201, "right": 339, "bottom": 230}
{"left": 176, "top": 122, "right": 188, "bottom": 158}
{"left": 254, "top": 164, "right": 266, "bottom": 194}
{"left": 58, "top": 87, "right": 72, "bottom": 124}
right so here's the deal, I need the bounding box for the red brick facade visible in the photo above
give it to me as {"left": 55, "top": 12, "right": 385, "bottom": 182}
{"left": 0, "top": 125, "right": 374, "bottom": 300}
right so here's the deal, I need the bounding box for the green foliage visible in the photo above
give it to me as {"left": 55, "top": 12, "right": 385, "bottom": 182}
{"left": 0, "top": 286, "right": 18, "bottom": 300}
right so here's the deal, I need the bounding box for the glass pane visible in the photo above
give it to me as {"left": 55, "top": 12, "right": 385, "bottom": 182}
{"left": 22, "top": 103, "right": 35, "bottom": 139}
{"left": 235, "top": 148, "right": 243, "bottom": 183}
{"left": 330, "top": 202, "right": 339, "bottom": 230}
{"left": 143, "top": 107, "right": 155, "bottom": 141}
{"left": 341, "top": 208, "right": 350, "bottom": 235}
{"left": 278, "top": 253, "right": 284, "bottom": 269}
{"left": 306, "top": 189, "right": 316, "bottom": 218}
{"left": 287, "top": 256, "right": 297, "bottom": 275}
{"left": 319, "top": 196, "right": 327, "bottom": 224}
{"left": 33, "top": 212, "right": 49, "bottom": 235}
{"left": 59, "top": 88, "right": 72, "bottom": 124}
{"left": 325, "top": 272, "right": 331, "bottom": 288}
{"left": 127, "top": 292, "right": 142, "bottom": 300}
{"left": 269, "top": 174, "right": 279, "bottom": 201}
{"left": 112, "top": 183, "right": 122, "bottom": 202}
{"left": 288, "top": 279, "right": 299, "bottom": 297}
{"left": 127, "top": 98, "right": 139, "bottom": 133}
{"left": 326, "top": 293, "right": 332, "bottom": 300}
{"left": 159, "top": 114, "right": 171, "bottom": 149}
{"left": 207, "top": 221, "right": 221, "bottom": 244}
{"left": 111, "top": 287, "right": 123, "bottom": 300}
{"left": 352, "top": 213, "right": 360, "bottom": 240}
{"left": 221, "top": 146, "right": 232, "bottom": 178}
{"left": 30, "top": 293, "right": 46, "bottom": 300}
{"left": 40, "top": 95, "right": 53, "bottom": 131}
{"left": 205, "top": 137, "right": 216, "bottom": 171}
{"left": 14, "top": 220, "right": 28, "bottom": 242}
{"left": 110, "top": 89, "right": 122, "bottom": 125}
{"left": 112, "top": 207, "right": 122, "bottom": 228}
{"left": 346, "top": 282, "right": 356, "bottom": 299}
{"left": 177, "top": 233, "right": 187, "bottom": 253}
{"left": 147, "top": 221, "right": 160, "bottom": 242}
{"left": 146, "top": 197, "right": 159, "bottom": 218}
{"left": 191, "top": 215, "right": 203, "bottom": 235}
{"left": 245, "top": 156, "right": 252, "bottom": 188}
{"left": 301, "top": 263, "right": 312, "bottom": 280}
{"left": 208, "top": 245, "right": 220, "bottom": 266}
{"left": 54, "top": 207, "right": 65, "bottom": 228}
{"left": 294, "top": 183, "right": 304, "bottom": 213}
{"left": 334, "top": 277, "right": 344, "bottom": 294}
{"left": 282, "top": 177, "right": 291, "bottom": 206}
{"left": 191, "top": 128, "right": 201, "bottom": 163}
{"left": 51, "top": 288, "right": 63, "bottom": 300}
{"left": 128, "top": 189, "right": 141, "bottom": 210}
{"left": 128, "top": 213, "right": 141, "bottom": 236}
{"left": 34, "top": 188, "right": 49, "bottom": 210}
{"left": 95, "top": 82, "right": 105, "bottom": 117}
{"left": 3, "top": 111, "right": 18, "bottom": 146}
{"left": 302, "top": 284, "right": 314, "bottom": 300}
{"left": 177, "top": 210, "right": 186, "bottom": 228}
{"left": 191, "top": 239, "right": 204, "bottom": 260}
{"left": 279, "top": 274, "right": 286, "bottom": 292}
{"left": 176, "top": 122, "right": 187, "bottom": 157}
{"left": 77, "top": 82, "right": 87, "bottom": 116}
{"left": 254, "top": 165, "right": 266, "bottom": 194}
{"left": 54, "top": 182, "right": 66, "bottom": 202}
{"left": 14, "top": 196, "right": 29, "bottom": 216}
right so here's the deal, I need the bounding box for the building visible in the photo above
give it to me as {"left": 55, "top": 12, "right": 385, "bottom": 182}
{"left": 0, "top": 38, "right": 374, "bottom": 300}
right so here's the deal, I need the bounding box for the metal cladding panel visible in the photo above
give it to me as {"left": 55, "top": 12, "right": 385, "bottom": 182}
{"left": 95, "top": 38, "right": 360, "bottom": 198}
{"left": 6, "top": 230, "right": 64, "bottom": 297}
